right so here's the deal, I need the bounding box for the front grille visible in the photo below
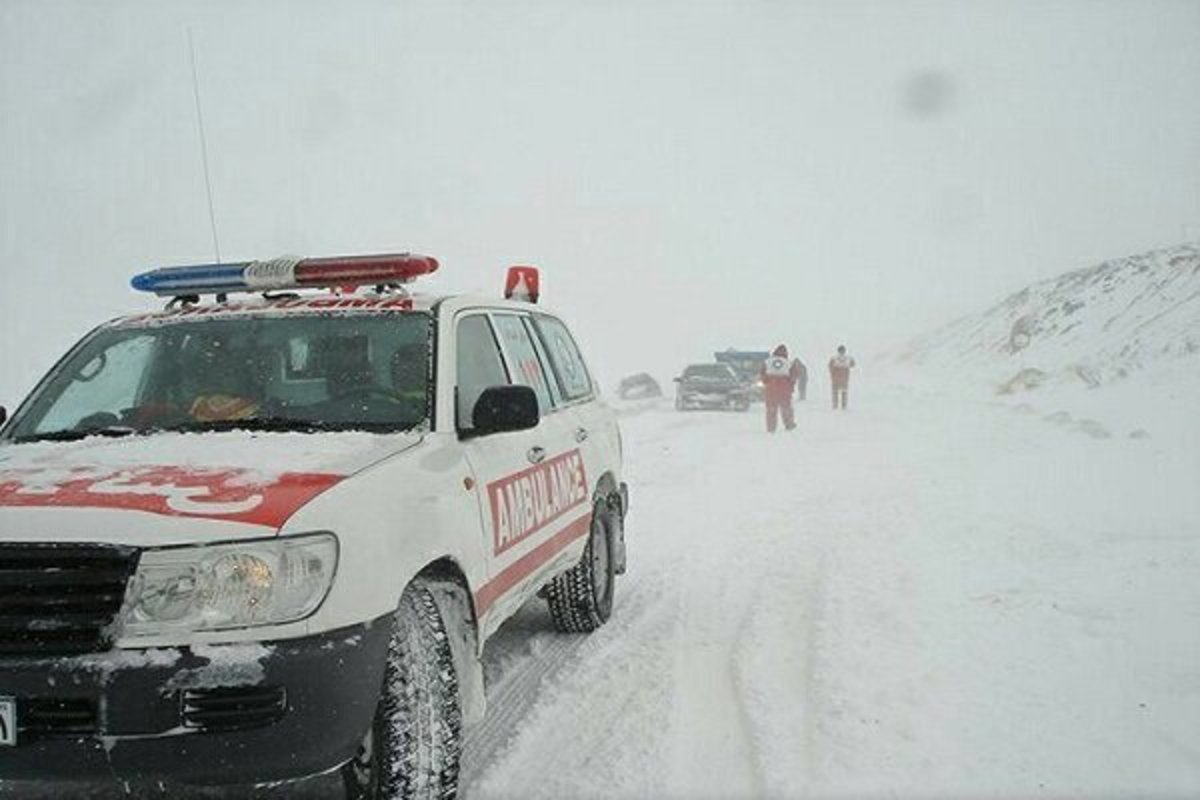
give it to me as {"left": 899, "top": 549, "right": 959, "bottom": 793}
{"left": 182, "top": 686, "right": 288, "bottom": 732}
{"left": 0, "top": 544, "right": 139, "bottom": 656}
{"left": 19, "top": 697, "right": 98, "bottom": 736}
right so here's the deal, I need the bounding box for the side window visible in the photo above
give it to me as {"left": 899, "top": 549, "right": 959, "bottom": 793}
{"left": 491, "top": 314, "right": 555, "bottom": 412}
{"left": 35, "top": 335, "right": 156, "bottom": 432}
{"left": 522, "top": 317, "right": 563, "bottom": 407}
{"left": 456, "top": 314, "right": 510, "bottom": 430}
{"left": 535, "top": 316, "right": 593, "bottom": 401}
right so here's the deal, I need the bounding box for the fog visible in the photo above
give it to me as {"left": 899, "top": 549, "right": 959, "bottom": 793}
{"left": 3, "top": 0, "right": 1199, "bottom": 401}
{"left": 3, "top": 5, "right": 1200, "bottom": 798}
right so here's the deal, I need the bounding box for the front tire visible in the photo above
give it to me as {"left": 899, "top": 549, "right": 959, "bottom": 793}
{"left": 343, "top": 583, "right": 463, "bottom": 800}
{"left": 545, "top": 499, "right": 616, "bottom": 633}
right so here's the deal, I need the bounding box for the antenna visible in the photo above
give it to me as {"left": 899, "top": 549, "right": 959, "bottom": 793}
{"left": 187, "top": 27, "right": 222, "bottom": 263}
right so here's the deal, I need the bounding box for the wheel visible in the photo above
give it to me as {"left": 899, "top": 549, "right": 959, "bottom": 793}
{"left": 342, "top": 583, "right": 462, "bottom": 800}
{"left": 545, "top": 499, "right": 616, "bottom": 633}
{"left": 736, "top": 399, "right": 750, "bottom": 412}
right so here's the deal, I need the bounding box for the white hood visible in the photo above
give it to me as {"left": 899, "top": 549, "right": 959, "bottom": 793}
{"left": 0, "top": 430, "right": 421, "bottom": 547}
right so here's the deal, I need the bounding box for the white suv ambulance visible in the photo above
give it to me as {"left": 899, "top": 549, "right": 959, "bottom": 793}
{"left": 0, "top": 255, "right": 629, "bottom": 798}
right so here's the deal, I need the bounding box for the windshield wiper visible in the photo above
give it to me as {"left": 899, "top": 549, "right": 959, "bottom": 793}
{"left": 161, "top": 417, "right": 424, "bottom": 435}
{"left": 13, "top": 426, "right": 139, "bottom": 444}
{"left": 159, "top": 417, "right": 343, "bottom": 435}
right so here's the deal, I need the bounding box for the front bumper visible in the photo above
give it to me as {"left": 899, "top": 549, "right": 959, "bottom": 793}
{"left": 0, "top": 618, "right": 391, "bottom": 787}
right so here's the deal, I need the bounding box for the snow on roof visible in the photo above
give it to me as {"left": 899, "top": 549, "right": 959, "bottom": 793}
{"left": 106, "top": 290, "right": 551, "bottom": 329}
{"left": 107, "top": 291, "right": 443, "bottom": 328}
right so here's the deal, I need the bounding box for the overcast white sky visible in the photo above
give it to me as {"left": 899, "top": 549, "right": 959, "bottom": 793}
{"left": 2, "top": 0, "right": 1199, "bottom": 402}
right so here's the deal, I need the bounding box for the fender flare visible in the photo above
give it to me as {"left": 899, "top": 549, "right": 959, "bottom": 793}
{"left": 415, "top": 559, "right": 487, "bottom": 728}
{"left": 592, "top": 472, "right": 628, "bottom": 575}
{"left": 593, "top": 471, "right": 622, "bottom": 514}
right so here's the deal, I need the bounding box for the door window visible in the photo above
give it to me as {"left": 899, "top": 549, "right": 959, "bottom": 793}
{"left": 523, "top": 316, "right": 564, "bottom": 407}
{"left": 491, "top": 314, "right": 555, "bottom": 412}
{"left": 456, "top": 314, "right": 510, "bottom": 431}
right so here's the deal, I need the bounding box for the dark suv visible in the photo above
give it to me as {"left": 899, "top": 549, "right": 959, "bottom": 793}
{"left": 674, "top": 363, "right": 751, "bottom": 411}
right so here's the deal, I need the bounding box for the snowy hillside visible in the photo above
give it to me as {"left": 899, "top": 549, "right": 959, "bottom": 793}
{"left": 897, "top": 242, "right": 1200, "bottom": 388}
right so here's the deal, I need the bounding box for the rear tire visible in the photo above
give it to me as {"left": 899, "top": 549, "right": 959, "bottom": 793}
{"left": 545, "top": 499, "right": 616, "bottom": 633}
{"left": 342, "top": 583, "right": 462, "bottom": 800}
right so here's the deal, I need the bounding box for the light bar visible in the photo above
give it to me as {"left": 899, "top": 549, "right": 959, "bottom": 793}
{"left": 131, "top": 254, "right": 439, "bottom": 297}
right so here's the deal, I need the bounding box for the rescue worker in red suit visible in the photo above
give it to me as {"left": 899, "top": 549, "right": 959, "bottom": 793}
{"left": 829, "top": 344, "right": 856, "bottom": 410}
{"left": 759, "top": 344, "right": 802, "bottom": 433}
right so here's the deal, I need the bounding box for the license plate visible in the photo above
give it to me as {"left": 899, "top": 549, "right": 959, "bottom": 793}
{"left": 0, "top": 697, "right": 14, "bottom": 746}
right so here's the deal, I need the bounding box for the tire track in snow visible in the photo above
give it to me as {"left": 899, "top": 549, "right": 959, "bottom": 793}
{"left": 661, "top": 579, "right": 767, "bottom": 799}
{"left": 731, "top": 547, "right": 828, "bottom": 797}
{"left": 463, "top": 576, "right": 680, "bottom": 799}
{"left": 459, "top": 609, "right": 590, "bottom": 789}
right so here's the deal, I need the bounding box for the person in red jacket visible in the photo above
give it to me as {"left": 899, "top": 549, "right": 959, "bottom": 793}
{"left": 828, "top": 344, "right": 856, "bottom": 410}
{"left": 759, "top": 344, "right": 802, "bottom": 433}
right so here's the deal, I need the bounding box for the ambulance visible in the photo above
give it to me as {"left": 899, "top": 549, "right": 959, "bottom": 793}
{"left": 0, "top": 254, "right": 629, "bottom": 799}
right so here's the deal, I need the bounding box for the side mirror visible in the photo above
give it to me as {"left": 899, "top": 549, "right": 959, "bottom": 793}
{"left": 470, "top": 385, "right": 539, "bottom": 436}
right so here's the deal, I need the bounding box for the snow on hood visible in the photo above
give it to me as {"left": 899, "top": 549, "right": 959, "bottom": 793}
{"left": 0, "top": 430, "right": 420, "bottom": 538}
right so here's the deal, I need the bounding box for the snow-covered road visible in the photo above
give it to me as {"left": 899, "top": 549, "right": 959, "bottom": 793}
{"left": 464, "top": 381, "right": 1200, "bottom": 799}
{"left": 10, "top": 379, "right": 1200, "bottom": 798}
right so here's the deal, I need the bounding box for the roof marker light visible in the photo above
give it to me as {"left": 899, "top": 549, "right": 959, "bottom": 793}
{"left": 505, "top": 266, "right": 540, "bottom": 303}
{"left": 131, "top": 254, "right": 439, "bottom": 297}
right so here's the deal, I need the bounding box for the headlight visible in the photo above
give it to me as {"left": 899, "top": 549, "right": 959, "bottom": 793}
{"left": 117, "top": 532, "right": 338, "bottom": 642}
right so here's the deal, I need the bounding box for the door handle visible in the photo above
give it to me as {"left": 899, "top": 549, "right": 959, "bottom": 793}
{"left": 527, "top": 446, "right": 547, "bottom": 464}
{"left": 575, "top": 427, "right": 589, "bottom": 443}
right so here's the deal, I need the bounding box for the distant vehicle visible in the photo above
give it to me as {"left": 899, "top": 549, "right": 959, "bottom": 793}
{"left": 674, "top": 363, "right": 751, "bottom": 411}
{"left": 714, "top": 348, "right": 770, "bottom": 401}
{"left": 617, "top": 372, "right": 663, "bottom": 400}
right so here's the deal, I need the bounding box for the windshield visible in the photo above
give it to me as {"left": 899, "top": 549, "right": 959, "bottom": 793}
{"left": 4, "top": 312, "right": 432, "bottom": 442}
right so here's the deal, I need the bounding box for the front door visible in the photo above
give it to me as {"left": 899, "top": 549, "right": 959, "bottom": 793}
{"left": 455, "top": 312, "right": 587, "bottom": 632}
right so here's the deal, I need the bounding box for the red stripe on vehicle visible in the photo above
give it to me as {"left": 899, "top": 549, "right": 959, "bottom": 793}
{"left": 0, "top": 466, "right": 343, "bottom": 529}
{"left": 475, "top": 512, "right": 592, "bottom": 615}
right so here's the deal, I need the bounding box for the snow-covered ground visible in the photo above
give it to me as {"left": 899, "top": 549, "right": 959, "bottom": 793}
{"left": 8, "top": 372, "right": 1199, "bottom": 799}
{"left": 461, "top": 380, "right": 1200, "bottom": 799}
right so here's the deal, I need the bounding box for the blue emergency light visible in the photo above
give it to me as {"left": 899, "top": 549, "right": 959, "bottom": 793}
{"left": 131, "top": 262, "right": 252, "bottom": 296}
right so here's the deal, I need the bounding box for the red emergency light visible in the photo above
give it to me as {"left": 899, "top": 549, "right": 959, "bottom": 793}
{"left": 294, "top": 254, "right": 439, "bottom": 287}
{"left": 505, "top": 266, "right": 540, "bottom": 303}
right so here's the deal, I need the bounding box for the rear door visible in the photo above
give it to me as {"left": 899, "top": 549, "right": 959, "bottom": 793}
{"left": 455, "top": 311, "right": 586, "bottom": 633}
